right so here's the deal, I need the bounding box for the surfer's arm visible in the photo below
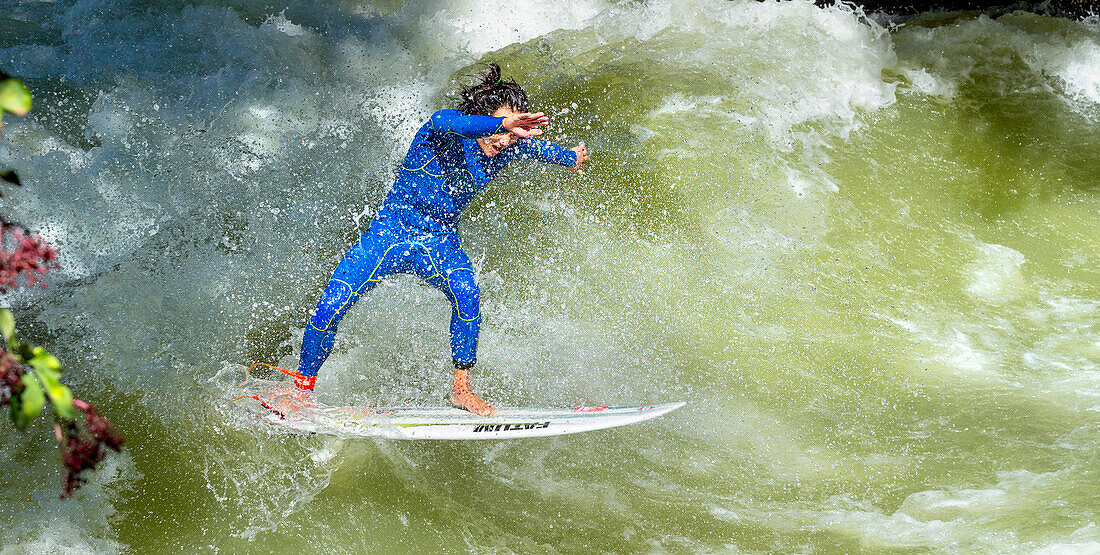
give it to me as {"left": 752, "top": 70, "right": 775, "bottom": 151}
{"left": 508, "top": 139, "right": 588, "bottom": 173}
{"left": 428, "top": 109, "right": 507, "bottom": 139}
{"left": 428, "top": 110, "right": 548, "bottom": 140}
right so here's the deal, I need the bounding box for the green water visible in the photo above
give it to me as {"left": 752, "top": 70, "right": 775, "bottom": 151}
{"left": 0, "top": 1, "right": 1097, "bottom": 552}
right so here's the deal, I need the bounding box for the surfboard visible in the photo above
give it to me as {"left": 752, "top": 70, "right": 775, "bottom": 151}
{"left": 234, "top": 380, "right": 684, "bottom": 440}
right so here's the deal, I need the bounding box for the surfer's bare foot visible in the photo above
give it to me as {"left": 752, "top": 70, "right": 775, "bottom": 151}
{"left": 450, "top": 367, "right": 495, "bottom": 416}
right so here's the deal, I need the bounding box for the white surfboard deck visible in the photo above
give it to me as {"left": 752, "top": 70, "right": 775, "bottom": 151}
{"left": 237, "top": 383, "right": 684, "bottom": 440}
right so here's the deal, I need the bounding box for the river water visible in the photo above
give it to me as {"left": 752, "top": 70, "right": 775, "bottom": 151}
{"left": 1, "top": 0, "right": 1097, "bottom": 552}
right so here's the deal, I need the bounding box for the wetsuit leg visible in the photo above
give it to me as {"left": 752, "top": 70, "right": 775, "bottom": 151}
{"left": 297, "top": 232, "right": 406, "bottom": 386}
{"left": 416, "top": 236, "right": 481, "bottom": 368}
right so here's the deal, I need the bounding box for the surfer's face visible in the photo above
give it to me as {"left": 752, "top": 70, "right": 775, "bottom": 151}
{"left": 477, "top": 106, "right": 520, "bottom": 158}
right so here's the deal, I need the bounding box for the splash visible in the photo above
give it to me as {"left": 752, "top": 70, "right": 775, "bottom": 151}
{"left": 0, "top": 0, "right": 1097, "bottom": 551}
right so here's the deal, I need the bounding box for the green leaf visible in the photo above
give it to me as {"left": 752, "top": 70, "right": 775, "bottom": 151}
{"left": 28, "top": 349, "right": 60, "bottom": 372}
{"left": 0, "top": 78, "right": 32, "bottom": 117}
{"left": 8, "top": 388, "right": 22, "bottom": 427}
{"left": 28, "top": 356, "right": 73, "bottom": 419}
{"left": 0, "top": 309, "right": 13, "bottom": 345}
{"left": 50, "top": 383, "right": 75, "bottom": 420}
{"left": 14, "top": 373, "right": 44, "bottom": 429}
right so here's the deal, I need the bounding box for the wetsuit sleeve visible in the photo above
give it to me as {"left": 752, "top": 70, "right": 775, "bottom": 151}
{"left": 506, "top": 138, "right": 578, "bottom": 167}
{"left": 427, "top": 109, "right": 507, "bottom": 140}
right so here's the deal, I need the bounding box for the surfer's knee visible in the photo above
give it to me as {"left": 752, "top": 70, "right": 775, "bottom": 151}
{"left": 447, "top": 269, "right": 480, "bottom": 321}
{"left": 310, "top": 280, "right": 355, "bottom": 331}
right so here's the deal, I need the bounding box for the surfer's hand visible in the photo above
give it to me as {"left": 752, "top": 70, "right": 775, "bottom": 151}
{"left": 568, "top": 142, "right": 588, "bottom": 174}
{"left": 502, "top": 112, "right": 548, "bottom": 138}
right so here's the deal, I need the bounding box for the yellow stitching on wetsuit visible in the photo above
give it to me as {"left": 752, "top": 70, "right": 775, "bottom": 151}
{"left": 420, "top": 244, "right": 478, "bottom": 322}
{"left": 438, "top": 125, "right": 504, "bottom": 140}
{"left": 400, "top": 155, "right": 463, "bottom": 178}
{"left": 443, "top": 267, "right": 479, "bottom": 321}
{"left": 420, "top": 167, "right": 461, "bottom": 178}
{"left": 323, "top": 279, "right": 359, "bottom": 331}
{"left": 365, "top": 243, "right": 405, "bottom": 283}
{"left": 429, "top": 117, "right": 473, "bottom": 140}
{"left": 322, "top": 240, "right": 478, "bottom": 327}
{"left": 312, "top": 279, "right": 354, "bottom": 331}
{"left": 397, "top": 243, "right": 476, "bottom": 322}
{"left": 429, "top": 113, "right": 505, "bottom": 140}
{"left": 314, "top": 245, "right": 401, "bottom": 332}
{"left": 401, "top": 153, "right": 438, "bottom": 172}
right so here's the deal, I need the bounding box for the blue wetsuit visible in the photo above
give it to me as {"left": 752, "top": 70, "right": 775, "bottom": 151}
{"left": 296, "top": 109, "right": 577, "bottom": 389}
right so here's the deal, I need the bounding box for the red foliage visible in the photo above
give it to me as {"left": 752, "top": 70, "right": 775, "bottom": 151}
{"left": 0, "top": 209, "right": 125, "bottom": 497}
{"left": 0, "top": 221, "right": 58, "bottom": 291}
{"left": 56, "top": 399, "right": 125, "bottom": 498}
{"left": 1, "top": 349, "right": 125, "bottom": 498}
{"left": 0, "top": 349, "right": 23, "bottom": 405}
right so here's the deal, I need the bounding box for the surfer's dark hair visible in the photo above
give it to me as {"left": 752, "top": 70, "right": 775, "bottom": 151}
{"left": 456, "top": 63, "right": 529, "bottom": 115}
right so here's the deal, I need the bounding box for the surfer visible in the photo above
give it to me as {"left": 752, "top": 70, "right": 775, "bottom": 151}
{"left": 293, "top": 63, "right": 588, "bottom": 416}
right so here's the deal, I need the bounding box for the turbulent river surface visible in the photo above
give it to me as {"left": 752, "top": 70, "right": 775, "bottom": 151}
{"left": 1, "top": 0, "right": 1098, "bottom": 552}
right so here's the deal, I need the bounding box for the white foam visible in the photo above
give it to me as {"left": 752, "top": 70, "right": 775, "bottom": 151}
{"left": 708, "top": 468, "right": 1092, "bottom": 551}
{"left": 640, "top": 0, "right": 897, "bottom": 148}
{"left": 893, "top": 12, "right": 1100, "bottom": 112}
{"left": 266, "top": 12, "right": 311, "bottom": 37}
{"left": 0, "top": 452, "right": 138, "bottom": 554}
{"left": 898, "top": 66, "right": 959, "bottom": 97}
{"left": 965, "top": 243, "right": 1029, "bottom": 304}
{"left": 0, "top": 0, "right": 1097, "bottom": 551}
{"left": 408, "top": 0, "right": 605, "bottom": 57}
{"left": 1034, "top": 523, "right": 1100, "bottom": 554}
